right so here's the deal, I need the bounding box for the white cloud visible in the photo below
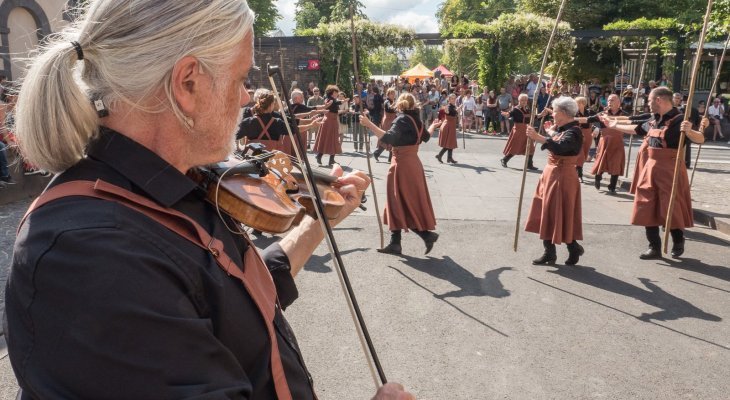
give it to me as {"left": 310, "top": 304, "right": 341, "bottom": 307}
{"left": 273, "top": 0, "right": 441, "bottom": 35}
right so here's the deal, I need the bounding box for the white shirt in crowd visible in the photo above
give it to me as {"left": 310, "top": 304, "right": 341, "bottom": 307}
{"left": 708, "top": 104, "right": 725, "bottom": 119}
{"left": 462, "top": 96, "right": 476, "bottom": 111}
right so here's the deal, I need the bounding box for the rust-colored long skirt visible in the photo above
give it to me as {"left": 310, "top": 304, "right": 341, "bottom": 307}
{"left": 378, "top": 112, "right": 397, "bottom": 151}
{"left": 383, "top": 144, "right": 436, "bottom": 232}
{"left": 439, "top": 115, "right": 458, "bottom": 150}
{"left": 631, "top": 147, "right": 693, "bottom": 229}
{"left": 629, "top": 138, "right": 649, "bottom": 194}
{"left": 525, "top": 154, "right": 583, "bottom": 244}
{"left": 591, "top": 128, "right": 625, "bottom": 176}
{"left": 503, "top": 122, "right": 535, "bottom": 156}
{"left": 575, "top": 127, "right": 594, "bottom": 167}
{"left": 313, "top": 112, "right": 342, "bottom": 155}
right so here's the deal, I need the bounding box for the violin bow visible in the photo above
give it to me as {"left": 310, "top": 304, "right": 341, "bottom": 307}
{"left": 267, "top": 65, "right": 387, "bottom": 388}
{"left": 625, "top": 39, "right": 651, "bottom": 177}
{"left": 513, "top": 0, "right": 568, "bottom": 252}
{"left": 663, "top": 0, "right": 714, "bottom": 254}
{"left": 349, "top": 8, "right": 385, "bottom": 249}
{"left": 691, "top": 31, "right": 730, "bottom": 188}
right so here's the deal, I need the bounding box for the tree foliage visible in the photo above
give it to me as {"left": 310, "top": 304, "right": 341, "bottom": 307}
{"left": 247, "top": 0, "right": 280, "bottom": 35}
{"left": 294, "top": 0, "right": 365, "bottom": 34}
{"left": 410, "top": 42, "right": 444, "bottom": 69}
{"left": 366, "top": 48, "right": 405, "bottom": 76}
{"left": 300, "top": 19, "right": 416, "bottom": 93}
{"left": 449, "top": 13, "right": 574, "bottom": 89}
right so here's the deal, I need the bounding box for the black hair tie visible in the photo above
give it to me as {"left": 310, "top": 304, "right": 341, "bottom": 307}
{"left": 70, "top": 41, "right": 84, "bottom": 61}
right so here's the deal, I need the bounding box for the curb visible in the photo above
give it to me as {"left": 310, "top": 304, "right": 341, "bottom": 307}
{"left": 584, "top": 172, "right": 730, "bottom": 238}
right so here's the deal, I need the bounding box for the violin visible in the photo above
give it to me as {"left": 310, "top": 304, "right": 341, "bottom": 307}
{"left": 193, "top": 144, "right": 351, "bottom": 234}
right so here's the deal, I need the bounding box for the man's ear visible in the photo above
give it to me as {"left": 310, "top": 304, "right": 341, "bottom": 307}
{"left": 171, "top": 56, "right": 205, "bottom": 116}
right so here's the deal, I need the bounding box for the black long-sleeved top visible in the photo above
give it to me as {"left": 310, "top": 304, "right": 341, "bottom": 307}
{"left": 4, "top": 127, "right": 316, "bottom": 399}
{"left": 384, "top": 100, "right": 397, "bottom": 114}
{"left": 236, "top": 112, "right": 288, "bottom": 140}
{"left": 380, "top": 109, "right": 427, "bottom": 146}
{"left": 325, "top": 95, "right": 341, "bottom": 113}
{"left": 576, "top": 109, "right": 597, "bottom": 129}
{"left": 587, "top": 108, "right": 626, "bottom": 128}
{"left": 636, "top": 107, "right": 686, "bottom": 149}
{"left": 506, "top": 106, "right": 531, "bottom": 123}
{"left": 446, "top": 103, "right": 458, "bottom": 117}
{"left": 541, "top": 121, "right": 583, "bottom": 156}
{"left": 290, "top": 103, "right": 313, "bottom": 115}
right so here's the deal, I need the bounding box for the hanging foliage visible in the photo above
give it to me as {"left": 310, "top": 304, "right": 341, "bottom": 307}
{"left": 449, "top": 13, "right": 574, "bottom": 89}
{"left": 299, "top": 19, "right": 416, "bottom": 94}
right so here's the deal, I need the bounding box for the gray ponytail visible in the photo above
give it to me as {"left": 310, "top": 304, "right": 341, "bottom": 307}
{"left": 15, "top": 0, "right": 255, "bottom": 173}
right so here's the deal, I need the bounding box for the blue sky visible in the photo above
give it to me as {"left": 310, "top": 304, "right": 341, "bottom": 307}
{"left": 274, "top": 0, "right": 441, "bottom": 34}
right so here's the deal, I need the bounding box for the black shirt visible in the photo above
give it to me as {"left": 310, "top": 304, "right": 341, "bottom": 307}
{"left": 290, "top": 103, "right": 313, "bottom": 115}
{"left": 380, "top": 110, "right": 426, "bottom": 146}
{"left": 507, "top": 106, "right": 531, "bottom": 123}
{"left": 4, "top": 127, "right": 315, "bottom": 399}
{"left": 384, "top": 100, "right": 397, "bottom": 114}
{"left": 446, "top": 104, "right": 458, "bottom": 117}
{"left": 636, "top": 107, "right": 685, "bottom": 149}
{"left": 541, "top": 121, "right": 583, "bottom": 156}
{"left": 325, "top": 95, "right": 340, "bottom": 113}
{"left": 236, "top": 113, "right": 288, "bottom": 141}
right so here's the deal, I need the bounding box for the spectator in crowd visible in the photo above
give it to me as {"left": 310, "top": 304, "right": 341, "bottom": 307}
{"left": 497, "top": 87, "right": 513, "bottom": 135}
{"left": 708, "top": 97, "right": 725, "bottom": 141}
{"left": 307, "top": 87, "right": 325, "bottom": 108}
{"left": 484, "top": 90, "right": 499, "bottom": 135}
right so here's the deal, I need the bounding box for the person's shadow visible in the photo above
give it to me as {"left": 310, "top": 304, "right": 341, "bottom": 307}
{"left": 446, "top": 163, "right": 494, "bottom": 175}
{"left": 397, "top": 254, "right": 513, "bottom": 299}
{"left": 303, "top": 247, "right": 368, "bottom": 273}
{"left": 549, "top": 265, "right": 721, "bottom": 322}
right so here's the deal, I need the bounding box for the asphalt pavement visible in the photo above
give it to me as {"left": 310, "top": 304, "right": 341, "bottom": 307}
{"left": 0, "top": 131, "right": 729, "bottom": 399}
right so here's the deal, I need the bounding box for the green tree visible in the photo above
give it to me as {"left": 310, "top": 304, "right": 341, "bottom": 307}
{"left": 294, "top": 0, "right": 365, "bottom": 33}
{"left": 300, "top": 19, "right": 416, "bottom": 93}
{"left": 247, "top": 0, "right": 280, "bottom": 35}
{"left": 410, "top": 42, "right": 444, "bottom": 69}
{"left": 366, "top": 48, "right": 404, "bottom": 76}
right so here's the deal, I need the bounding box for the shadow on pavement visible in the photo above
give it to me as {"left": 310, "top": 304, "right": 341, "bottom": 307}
{"left": 387, "top": 263, "right": 509, "bottom": 337}
{"left": 548, "top": 265, "right": 722, "bottom": 323}
{"left": 445, "top": 163, "right": 494, "bottom": 174}
{"left": 303, "top": 247, "right": 368, "bottom": 273}
{"left": 660, "top": 256, "right": 730, "bottom": 283}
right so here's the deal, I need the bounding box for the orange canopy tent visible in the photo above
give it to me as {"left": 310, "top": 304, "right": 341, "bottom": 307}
{"left": 432, "top": 65, "right": 454, "bottom": 78}
{"left": 400, "top": 63, "right": 433, "bottom": 83}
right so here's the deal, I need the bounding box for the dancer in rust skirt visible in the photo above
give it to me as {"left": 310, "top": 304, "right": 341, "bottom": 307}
{"left": 573, "top": 96, "right": 597, "bottom": 183}
{"left": 588, "top": 94, "right": 628, "bottom": 193}
{"left": 500, "top": 93, "right": 538, "bottom": 170}
{"left": 524, "top": 97, "right": 584, "bottom": 265}
{"left": 373, "top": 88, "right": 397, "bottom": 163}
{"left": 359, "top": 93, "right": 443, "bottom": 255}
{"left": 237, "top": 90, "right": 322, "bottom": 156}
{"left": 436, "top": 93, "right": 459, "bottom": 163}
{"left": 605, "top": 87, "right": 707, "bottom": 259}
{"left": 313, "top": 85, "right": 344, "bottom": 166}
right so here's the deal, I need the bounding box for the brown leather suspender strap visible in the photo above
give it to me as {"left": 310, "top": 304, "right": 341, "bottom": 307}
{"left": 256, "top": 116, "right": 276, "bottom": 140}
{"left": 19, "top": 179, "right": 294, "bottom": 400}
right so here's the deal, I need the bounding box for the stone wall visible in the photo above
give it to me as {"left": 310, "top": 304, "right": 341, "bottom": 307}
{"left": 248, "top": 36, "right": 324, "bottom": 94}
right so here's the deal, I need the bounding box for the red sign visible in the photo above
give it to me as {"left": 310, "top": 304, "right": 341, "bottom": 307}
{"left": 307, "top": 59, "right": 320, "bottom": 71}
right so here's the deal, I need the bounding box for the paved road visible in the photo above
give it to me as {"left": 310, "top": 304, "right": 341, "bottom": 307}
{"left": 1, "top": 132, "right": 729, "bottom": 399}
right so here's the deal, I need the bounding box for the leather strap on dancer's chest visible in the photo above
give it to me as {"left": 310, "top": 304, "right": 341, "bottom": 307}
{"left": 19, "top": 179, "right": 295, "bottom": 400}
{"left": 256, "top": 115, "right": 276, "bottom": 141}
{"left": 647, "top": 114, "right": 682, "bottom": 149}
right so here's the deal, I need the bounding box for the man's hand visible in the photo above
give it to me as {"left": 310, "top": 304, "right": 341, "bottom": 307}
{"left": 372, "top": 383, "right": 416, "bottom": 400}
{"left": 330, "top": 165, "right": 371, "bottom": 226}
{"left": 525, "top": 125, "right": 541, "bottom": 141}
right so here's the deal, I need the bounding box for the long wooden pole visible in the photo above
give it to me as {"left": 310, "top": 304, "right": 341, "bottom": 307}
{"left": 513, "top": 0, "right": 568, "bottom": 252}
{"left": 690, "top": 31, "right": 730, "bottom": 188}
{"left": 539, "top": 62, "right": 563, "bottom": 134}
{"left": 663, "top": 0, "right": 714, "bottom": 254}
{"left": 350, "top": 2, "right": 385, "bottom": 250}
{"left": 625, "top": 39, "right": 651, "bottom": 177}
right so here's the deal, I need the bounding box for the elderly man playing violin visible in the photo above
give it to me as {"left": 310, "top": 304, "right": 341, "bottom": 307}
{"left": 4, "top": 1, "right": 413, "bottom": 399}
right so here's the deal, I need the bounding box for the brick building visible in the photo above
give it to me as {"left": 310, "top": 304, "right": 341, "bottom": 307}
{"left": 248, "top": 35, "right": 324, "bottom": 94}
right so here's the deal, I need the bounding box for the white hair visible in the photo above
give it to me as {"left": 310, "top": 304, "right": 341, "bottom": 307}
{"left": 518, "top": 93, "right": 528, "bottom": 102}
{"left": 291, "top": 89, "right": 304, "bottom": 102}
{"left": 15, "top": 0, "right": 255, "bottom": 173}
{"left": 552, "top": 96, "right": 578, "bottom": 117}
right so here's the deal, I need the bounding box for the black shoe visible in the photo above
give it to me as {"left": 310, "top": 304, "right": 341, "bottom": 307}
{"left": 435, "top": 154, "right": 443, "bottom": 163}
{"left": 671, "top": 240, "right": 685, "bottom": 258}
{"left": 532, "top": 254, "right": 557, "bottom": 265}
{"left": 639, "top": 247, "right": 662, "bottom": 260}
{"left": 500, "top": 158, "right": 507, "bottom": 168}
{"left": 607, "top": 188, "right": 616, "bottom": 195}
{"left": 374, "top": 153, "right": 381, "bottom": 162}
{"left": 0, "top": 175, "right": 15, "bottom": 184}
{"left": 422, "top": 232, "right": 439, "bottom": 254}
{"left": 447, "top": 159, "right": 457, "bottom": 164}
{"left": 579, "top": 176, "right": 584, "bottom": 183}
{"left": 527, "top": 164, "right": 538, "bottom": 171}
{"left": 565, "top": 244, "right": 585, "bottom": 265}
{"left": 377, "top": 243, "right": 402, "bottom": 255}
{"left": 315, "top": 155, "right": 323, "bottom": 165}
{"left": 594, "top": 177, "right": 601, "bottom": 190}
